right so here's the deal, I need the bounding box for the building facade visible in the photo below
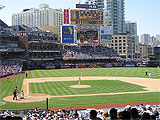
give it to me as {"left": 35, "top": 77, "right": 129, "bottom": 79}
{"left": 85, "top": 0, "right": 125, "bottom": 35}
{"left": 140, "top": 34, "right": 150, "bottom": 45}
{"left": 148, "top": 46, "right": 160, "bottom": 66}
{"left": 111, "top": 34, "right": 135, "bottom": 58}
{"left": 156, "top": 34, "right": 160, "bottom": 41}
{"left": 135, "top": 43, "right": 154, "bottom": 59}
{"left": 12, "top": 4, "right": 63, "bottom": 34}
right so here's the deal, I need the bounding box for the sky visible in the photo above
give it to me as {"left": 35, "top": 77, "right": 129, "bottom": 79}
{"left": 0, "top": 0, "right": 160, "bottom": 36}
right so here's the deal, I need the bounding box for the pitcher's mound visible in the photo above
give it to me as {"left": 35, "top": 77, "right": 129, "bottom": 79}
{"left": 70, "top": 85, "right": 91, "bottom": 88}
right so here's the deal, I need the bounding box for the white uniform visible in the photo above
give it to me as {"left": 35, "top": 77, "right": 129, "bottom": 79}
{"left": 81, "top": 72, "right": 83, "bottom": 76}
{"left": 149, "top": 72, "right": 151, "bottom": 78}
{"left": 20, "top": 91, "right": 24, "bottom": 99}
{"left": 41, "top": 74, "right": 43, "bottom": 80}
{"left": 78, "top": 77, "right": 81, "bottom": 85}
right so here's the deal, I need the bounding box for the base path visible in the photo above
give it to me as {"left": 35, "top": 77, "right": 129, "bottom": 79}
{"left": 3, "top": 77, "right": 160, "bottom": 103}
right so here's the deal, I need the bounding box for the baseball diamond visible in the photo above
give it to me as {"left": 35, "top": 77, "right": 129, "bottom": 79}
{"left": 0, "top": 68, "right": 160, "bottom": 110}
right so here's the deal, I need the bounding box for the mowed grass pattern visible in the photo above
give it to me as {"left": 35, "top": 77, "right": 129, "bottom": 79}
{"left": 0, "top": 68, "right": 160, "bottom": 109}
{"left": 28, "top": 68, "right": 160, "bottom": 79}
{"left": 30, "top": 80, "right": 147, "bottom": 96}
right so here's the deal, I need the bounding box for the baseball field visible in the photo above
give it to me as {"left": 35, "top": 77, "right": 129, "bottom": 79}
{"left": 0, "top": 67, "right": 160, "bottom": 110}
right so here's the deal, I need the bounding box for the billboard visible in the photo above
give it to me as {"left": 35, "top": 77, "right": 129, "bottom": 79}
{"left": 100, "top": 26, "right": 113, "bottom": 44}
{"left": 64, "top": 9, "right": 69, "bottom": 24}
{"left": 76, "top": 4, "right": 98, "bottom": 9}
{"left": 104, "top": 11, "right": 111, "bottom": 25}
{"left": 61, "top": 26, "right": 74, "bottom": 44}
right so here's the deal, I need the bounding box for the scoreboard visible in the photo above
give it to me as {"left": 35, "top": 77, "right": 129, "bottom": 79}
{"left": 71, "top": 10, "right": 103, "bottom": 25}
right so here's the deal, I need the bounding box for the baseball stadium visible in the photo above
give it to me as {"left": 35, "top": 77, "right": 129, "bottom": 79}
{"left": 0, "top": 11, "right": 160, "bottom": 119}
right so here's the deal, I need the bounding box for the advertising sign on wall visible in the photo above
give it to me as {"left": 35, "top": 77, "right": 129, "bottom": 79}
{"left": 61, "top": 26, "right": 74, "bottom": 44}
{"left": 64, "top": 9, "right": 69, "bottom": 24}
{"left": 104, "top": 11, "right": 110, "bottom": 25}
{"left": 100, "top": 25, "right": 113, "bottom": 44}
{"left": 76, "top": 4, "right": 98, "bottom": 9}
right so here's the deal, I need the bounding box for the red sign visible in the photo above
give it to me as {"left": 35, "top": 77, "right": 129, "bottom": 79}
{"left": 45, "top": 65, "right": 55, "bottom": 69}
{"left": 64, "top": 9, "right": 69, "bottom": 24}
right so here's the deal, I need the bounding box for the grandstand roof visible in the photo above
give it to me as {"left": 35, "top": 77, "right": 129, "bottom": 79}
{"left": 0, "top": 19, "right": 9, "bottom": 28}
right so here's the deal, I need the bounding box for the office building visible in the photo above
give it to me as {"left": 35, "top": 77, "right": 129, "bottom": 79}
{"left": 111, "top": 34, "right": 135, "bottom": 58}
{"left": 135, "top": 44, "right": 153, "bottom": 59}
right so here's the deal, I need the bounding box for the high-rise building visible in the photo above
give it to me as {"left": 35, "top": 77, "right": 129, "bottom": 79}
{"left": 12, "top": 4, "right": 63, "bottom": 33}
{"left": 85, "top": 0, "right": 125, "bottom": 35}
{"left": 125, "top": 21, "right": 137, "bottom": 36}
{"left": 125, "top": 21, "right": 138, "bottom": 44}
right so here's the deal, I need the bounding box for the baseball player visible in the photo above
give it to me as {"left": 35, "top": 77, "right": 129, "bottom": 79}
{"left": 149, "top": 72, "right": 151, "bottom": 79}
{"left": 78, "top": 77, "right": 81, "bottom": 85}
{"left": 15, "top": 87, "right": 18, "bottom": 100}
{"left": 41, "top": 74, "right": 43, "bottom": 80}
{"left": 81, "top": 72, "right": 83, "bottom": 76}
{"left": 26, "top": 72, "right": 28, "bottom": 78}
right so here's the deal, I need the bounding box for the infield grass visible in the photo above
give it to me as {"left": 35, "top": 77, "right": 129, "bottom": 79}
{"left": 29, "top": 80, "right": 147, "bottom": 96}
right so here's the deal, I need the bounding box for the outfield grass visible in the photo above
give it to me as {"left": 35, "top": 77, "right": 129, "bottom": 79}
{"left": 0, "top": 68, "right": 160, "bottom": 109}
{"left": 28, "top": 68, "right": 160, "bottom": 79}
{"left": 30, "top": 80, "right": 147, "bottom": 96}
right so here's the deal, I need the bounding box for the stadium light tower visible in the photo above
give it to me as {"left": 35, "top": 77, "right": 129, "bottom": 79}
{"left": 0, "top": 5, "right": 5, "bottom": 11}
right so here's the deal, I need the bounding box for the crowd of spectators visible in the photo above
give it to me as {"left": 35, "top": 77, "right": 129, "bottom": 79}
{"left": 62, "top": 45, "right": 119, "bottom": 59}
{"left": 0, "top": 61, "right": 22, "bottom": 77}
{"left": 25, "top": 104, "right": 160, "bottom": 120}
{"left": 1, "top": 104, "right": 159, "bottom": 120}
{"left": 0, "top": 104, "right": 159, "bottom": 119}
{"left": 0, "top": 110, "right": 23, "bottom": 120}
{"left": 79, "top": 104, "right": 160, "bottom": 120}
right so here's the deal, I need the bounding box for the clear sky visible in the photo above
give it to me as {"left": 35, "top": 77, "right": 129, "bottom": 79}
{"left": 0, "top": 0, "right": 159, "bottom": 36}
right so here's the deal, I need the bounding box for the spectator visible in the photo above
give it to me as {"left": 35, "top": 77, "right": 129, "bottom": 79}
{"left": 102, "top": 111, "right": 108, "bottom": 120}
{"left": 141, "top": 112, "right": 151, "bottom": 120}
{"left": 121, "top": 111, "right": 130, "bottom": 120}
{"left": 90, "top": 110, "right": 102, "bottom": 120}
{"left": 125, "top": 105, "right": 131, "bottom": 112}
{"left": 109, "top": 108, "right": 117, "bottom": 120}
{"left": 130, "top": 108, "right": 139, "bottom": 120}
